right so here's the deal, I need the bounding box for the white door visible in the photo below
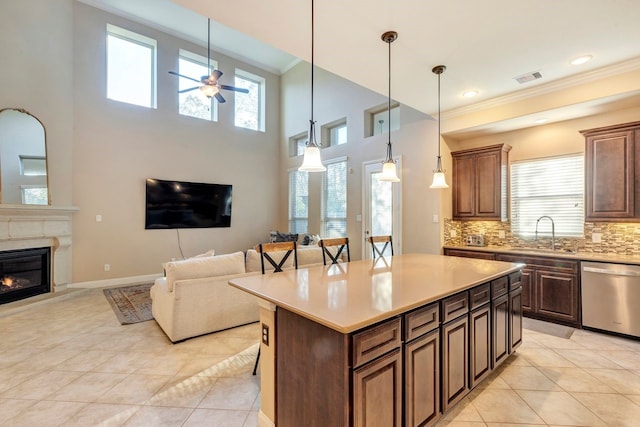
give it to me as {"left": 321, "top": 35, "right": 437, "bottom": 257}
{"left": 363, "top": 159, "right": 402, "bottom": 259}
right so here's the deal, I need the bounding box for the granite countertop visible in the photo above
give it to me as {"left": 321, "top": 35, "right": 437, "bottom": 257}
{"left": 229, "top": 253, "right": 521, "bottom": 334}
{"left": 443, "top": 245, "right": 640, "bottom": 266}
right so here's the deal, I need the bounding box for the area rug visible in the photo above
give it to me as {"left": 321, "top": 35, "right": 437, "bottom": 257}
{"left": 523, "top": 317, "right": 574, "bottom": 339}
{"left": 103, "top": 283, "right": 153, "bottom": 325}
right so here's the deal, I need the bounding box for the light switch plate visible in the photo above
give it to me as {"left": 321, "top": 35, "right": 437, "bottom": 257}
{"left": 592, "top": 232, "right": 602, "bottom": 243}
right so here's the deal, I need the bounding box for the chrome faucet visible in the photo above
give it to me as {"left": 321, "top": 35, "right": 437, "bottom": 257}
{"left": 535, "top": 215, "right": 555, "bottom": 250}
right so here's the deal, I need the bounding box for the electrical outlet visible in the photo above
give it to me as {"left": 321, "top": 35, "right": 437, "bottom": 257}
{"left": 104, "top": 263, "right": 110, "bottom": 272}
{"left": 498, "top": 230, "right": 506, "bottom": 239}
{"left": 592, "top": 233, "right": 602, "bottom": 243}
{"left": 450, "top": 229, "right": 457, "bottom": 238}
{"left": 432, "top": 214, "right": 439, "bottom": 223}
{"left": 261, "top": 323, "right": 269, "bottom": 346}
{"left": 96, "top": 214, "right": 102, "bottom": 222}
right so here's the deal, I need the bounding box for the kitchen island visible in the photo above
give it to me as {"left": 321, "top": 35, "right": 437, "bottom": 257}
{"left": 229, "top": 253, "right": 523, "bottom": 427}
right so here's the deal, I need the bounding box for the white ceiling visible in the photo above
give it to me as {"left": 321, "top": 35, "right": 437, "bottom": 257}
{"left": 80, "top": 0, "right": 640, "bottom": 134}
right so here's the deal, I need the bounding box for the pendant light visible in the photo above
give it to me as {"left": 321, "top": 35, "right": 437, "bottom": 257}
{"left": 378, "top": 31, "right": 400, "bottom": 182}
{"left": 299, "top": 0, "right": 326, "bottom": 172}
{"left": 429, "top": 65, "right": 449, "bottom": 189}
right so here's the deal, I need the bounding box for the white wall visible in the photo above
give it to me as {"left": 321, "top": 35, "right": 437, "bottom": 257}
{"left": 280, "top": 62, "right": 443, "bottom": 258}
{"left": 70, "top": 3, "right": 282, "bottom": 281}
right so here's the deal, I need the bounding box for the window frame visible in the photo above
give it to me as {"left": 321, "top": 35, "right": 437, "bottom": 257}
{"left": 177, "top": 49, "right": 218, "bottom": 122}
{"left": 288, "top": 168, "right": 309, "bottom": 234}
{"left": 106, "top": 24, "right": 157, "bottom": 109}
{"left": 321, "top": 157, "right": 348, "bottom": 238}
{"left": 234, "top": 68, "right": 266, "bottom": 132}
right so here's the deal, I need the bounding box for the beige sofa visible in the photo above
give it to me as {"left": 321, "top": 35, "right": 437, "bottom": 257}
{"left": 150, "top": 245, "right": 327, "bottom": 342}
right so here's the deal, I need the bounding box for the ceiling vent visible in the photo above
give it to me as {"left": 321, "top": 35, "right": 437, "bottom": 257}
{"left": 514, "top": 71, "right": 542, "bottom": 84}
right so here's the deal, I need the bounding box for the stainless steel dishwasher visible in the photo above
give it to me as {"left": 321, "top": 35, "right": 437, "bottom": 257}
{"left": 581, "top": 261, "right": 640, "bottom": 338}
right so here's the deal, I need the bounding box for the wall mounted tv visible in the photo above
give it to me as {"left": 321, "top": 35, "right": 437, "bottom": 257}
{"left": 145, "top": 178, "right": 232, "bottom": 229}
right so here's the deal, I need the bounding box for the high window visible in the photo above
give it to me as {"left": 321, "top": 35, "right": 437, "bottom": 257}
{"left": 322, "top": 158, "right": 348, "bottom": 237}
{"left": 511, "top": 154, "right": 584, "bottom": 237}
{"left": 289, "top": 170, "right": 309, "bottom": 234}
{"left": 106, "top": 24, "right": 157, "bottom": 108}
{"left": 178, "top": 50, "right": 218, "bottom": 121}
{"left": 234, "top": 69, "right": 265, "bottom": 132}
{"left": 366, "top": 104, "right": 400, "bottom": 137}
{"left": 323, "top": 119, "right": 348, "bottom": 147}
{"left": 289, "top": 132, "right": 308, "bottom": 157}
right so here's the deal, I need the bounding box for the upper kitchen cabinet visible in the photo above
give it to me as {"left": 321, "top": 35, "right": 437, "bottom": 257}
{"left": 452, "top": 144, "right": 511, "bottom": 221}
{"left": 582, "top": 121, "right": 640, "bottom": 221}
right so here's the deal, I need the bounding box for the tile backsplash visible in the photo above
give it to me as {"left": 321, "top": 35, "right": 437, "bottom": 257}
{"left": 444, "top": 219, "right": 640, "bottom": 256}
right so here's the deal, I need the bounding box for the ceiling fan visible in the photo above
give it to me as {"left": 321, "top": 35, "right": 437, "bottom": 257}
{"left": 168, "top": 18, "right": 249, "bottom": 103}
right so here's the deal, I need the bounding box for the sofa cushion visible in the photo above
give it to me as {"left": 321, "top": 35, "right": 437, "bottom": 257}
{"left": 246, "top": 248, "right": 296, "bottom": 273}
{"left": 297, "top": 245, "right": 326, "bottom": 266}
{"left": 165, "top": 251, "right": 245, "bottom": 292}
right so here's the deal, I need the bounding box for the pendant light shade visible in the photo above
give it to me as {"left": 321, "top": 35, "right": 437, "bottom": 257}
{"left": 299, "top": 0, "right": 326, "bottom": 172}
{"left": 378, "top": 31, "right": 400, "bottom": 182}
{"left": 430, "top": 65, "right": 448, "bottom": 189}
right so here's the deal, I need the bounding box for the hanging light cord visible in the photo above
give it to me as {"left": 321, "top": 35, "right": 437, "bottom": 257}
{"left": 386, "top": 34, "right": 393, "bottom": 161}
{"left": 437, "top": 69, "right": 441, "bottom": 159}
{"left": 308, "top": 0, "right": 317, "bottom": 148}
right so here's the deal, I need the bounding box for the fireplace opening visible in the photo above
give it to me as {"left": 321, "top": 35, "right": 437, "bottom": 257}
{"left": 0, "top": 247, "right": 51, "bottom": 305}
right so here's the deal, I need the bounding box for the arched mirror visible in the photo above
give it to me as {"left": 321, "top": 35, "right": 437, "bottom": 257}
{"left": 0, "top": 108, "right": 49, "bottom": 205}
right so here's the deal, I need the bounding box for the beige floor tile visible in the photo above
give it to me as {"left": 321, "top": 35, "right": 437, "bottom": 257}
{"left": 597, "top": 350, "right": 640, "bottom": 370}
{"left": 4, "top": 400, "right": 87, "bottom": 427}
{"left": 626, "top": 394, "right": 640, "bottom": 406}
{"left": 537, "top": 366, "right": 616, "bottom": 393}
{"left": 585, "top": 368, "right": 640, "bottom": 394}
{"left": 438, "top": 422, "right": 486, "bottom": 427}
{"left": 0, "top": 398, "right": 37, "bottom": 425}
{"left": 554, "top": 348, "right": 624, "bottom": 369}
{"left": 439, "top": 396, "right": 484, "bottom": 423}
{"left": 498, "top": 365, "right": 561, "bottom": 391}
{"left": 501, "top": 351, "right": 532, "bottom": 366}
{"left": 570, "top": 331, "right": 632, "bottom": 351}
{"left": 242, "top": 410, "right": 259, "bottom": 427}
{"left": 531, "top": 334, "right": 586, "bottom": 350}
{"left": 182, "top": 408, "right": 249, "bottom": 427}
{"left": 470, "top": 389, "right": 544, "bottom": 424}
{"left": 121, "top": 406, "right": 193, "bottom": 427}
{"left": 92, "top": 351, "right": 149, "bottom": 374}
{"left": 516, "top": 390, "right": 605, "bottom": 426}
{"left": 0, "top": 369, "right": 83, "bottom": 400}
{"left": 54, "top": 349, "right": 117, "bottom": 372}
{"left": 517, "top": 347, "right": 576, "bottom": 367}
{"left": 96, "top": 373, "right": 172, "bottom": 405}
{"left": 572, "top": 392, "right": 640, "bottom": 427}
{"left": 485, "top": 424, "right": 545, "bottom": 427}
{"left": 0, "top": 366, "right": 40, "bottom": 393}
{"left": 64, "top": 402, "right": 139, "bottom": 427}
{"left": 198, "top": 377, "right": 260, "bottom": 410}
{"left": 51, "top": 371, "right": 129, "bottom": 403}
{"left": 147, "top": 375, "right": 217, "bottom": 408}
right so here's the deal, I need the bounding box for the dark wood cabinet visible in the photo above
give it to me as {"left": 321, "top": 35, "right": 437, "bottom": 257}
{"left": 496, "top": 254, "right": 580, "bottom": 327}
{"left": 492, "top": 292, "right": 509, "bottom": 367}
{"left": 442, "top": 314, "right": 469, "bottom": 411}
{"left": 510, "top": 285, "right": 523, "bottom": 351}
{"left": 469, "top": 303, "right": 491, "bottom": 388}
{"left": 582, "top": 121, "right": 640, "bottom": 221}
{"left": 405, "top": 330, "right": 440, "bottom": 427}
{"left": 451, "top": 144, "right": 511, "bottom": 221}
{"left": 443, "top": 248, "right": 496, "bottom": 260}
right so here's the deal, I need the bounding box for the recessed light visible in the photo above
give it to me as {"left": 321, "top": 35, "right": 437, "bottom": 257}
{"left": 462, "top": 90, "right": 478, "bottom": 98}
{"left": 534, "top": 118, "right": 548, "bottom": 124}
{"left": 571, "top": 55, "right": 593, "bottom": 65}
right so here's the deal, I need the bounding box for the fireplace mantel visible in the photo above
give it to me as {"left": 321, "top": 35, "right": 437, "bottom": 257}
{"left": 0, "top": 204, "right": 78, "bottom": 291}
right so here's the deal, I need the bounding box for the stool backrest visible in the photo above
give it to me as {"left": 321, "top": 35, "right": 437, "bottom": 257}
{"left": 368, "top": 235, "right": 393, "bottom": 259}
{"left": 318, "top": 237, "right": 350, "bottom": 265}
{"left": 255, "top": 241, "right": 298, "bottom": 274}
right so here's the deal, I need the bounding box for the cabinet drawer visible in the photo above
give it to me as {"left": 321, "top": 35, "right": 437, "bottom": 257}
{"left": 405, "top": 303, "right": 439, "bottom": 342}
{"left": 352, "top": 317, "right": 402, "bottom": 368}
{"left": 442, "top": 292, "right": 469, "bottom": 323}
{"left": 491, "top": 276, "right": 509, "bottom": 299}
{"left": 469, "top": 283, "right": 490, "bottom": 309}
{"left": 509, "top": 272, "right": 522, "bottom": 291}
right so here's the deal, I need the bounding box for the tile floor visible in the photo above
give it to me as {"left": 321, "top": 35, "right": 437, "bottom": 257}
{"left": 1, "top": 288, "right": 640, "bottom": 426}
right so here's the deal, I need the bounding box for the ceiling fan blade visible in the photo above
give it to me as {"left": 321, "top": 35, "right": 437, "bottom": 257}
{"left": 212, "top": 70, "right": 223, "bottom": 81}
{"left": 220, "top": 85, "right": 250, "bottom": 94}
{"left": 178, "top": 86, "right": 200, "bottom": 93}
{"left": 168, "top": 71, "right": 201, "bottom": 84}
{"left": 214, "top": 93, "right": 226, "bottom": 103}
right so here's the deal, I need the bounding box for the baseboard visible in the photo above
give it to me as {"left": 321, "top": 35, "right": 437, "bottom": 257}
{"left": 258, "top": 410, "right": 275, "bottom": 427}
{"left": 67, "top": 273, "right": 162, "bottom": 289}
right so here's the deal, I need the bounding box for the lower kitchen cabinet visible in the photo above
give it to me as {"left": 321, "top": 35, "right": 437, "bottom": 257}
{"left": 405, "top": 329, "right": 440, "bottom": 427}
{"left": 469, "top": 303, "right": 492, "bottom": 388}
{"left": 492, "top": 292, "right": 510, "bottom": 367}
{"left": 442, "top": 313, "right": 469, "bottom": 411}
{"left": 510, "top": 285, "right": 523, "bottom": 351}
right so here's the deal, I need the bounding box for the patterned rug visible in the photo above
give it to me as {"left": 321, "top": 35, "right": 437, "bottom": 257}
{"left": 103, "top": 283, "right": 154, "bottom": 325}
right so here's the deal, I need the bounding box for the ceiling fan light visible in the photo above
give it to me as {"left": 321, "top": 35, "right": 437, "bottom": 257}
{"left": 299, "top": 146, "right": 326, "bottom": 172}
{"left": 379, "top": 160, "right": 400, "bottom": 182}
{"left": 200, "top": 85, "right": 219, "bottom": 98}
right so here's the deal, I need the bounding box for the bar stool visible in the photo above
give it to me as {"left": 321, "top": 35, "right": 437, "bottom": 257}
{"left": 368, "top": 235, "right": 394, "bottom": 259}
{"left": 318, "top": 237, "right": 350, "bottom": 265}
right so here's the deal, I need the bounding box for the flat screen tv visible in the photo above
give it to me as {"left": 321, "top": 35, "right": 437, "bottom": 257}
{"left": 145, "top": 178, "right": 232, "bottom": 229}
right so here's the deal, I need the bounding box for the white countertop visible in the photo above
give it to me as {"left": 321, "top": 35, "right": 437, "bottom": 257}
{"left": 443, "top": 245, "right": 640, "bottom": 266}
{"left": 229, "top": 253, "right": 522, "bottom": 334}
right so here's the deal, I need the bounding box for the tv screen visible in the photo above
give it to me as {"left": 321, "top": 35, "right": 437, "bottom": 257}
{"left": 145, "top": 178, "right": 232, "bottom": 229}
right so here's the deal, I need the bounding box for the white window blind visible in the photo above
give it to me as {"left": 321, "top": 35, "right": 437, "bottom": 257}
{"left": 289, "top": 170, "right": 308, "bottom": 234}
{"left": 322, "top": 159, "right": 348, "bottom": 237}
{"left": 511, "top": 154, "right": 584, "bottom": 237}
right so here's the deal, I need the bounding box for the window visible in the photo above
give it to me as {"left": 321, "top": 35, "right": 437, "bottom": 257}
{"left": 106, "top": 24, "right": 157, "bottom": 108}
{"left": 322, "top": 119, "right": 348, "bottom": 147}
{"left": 20, "top": 156, "right": 46, "bottom": 176}
{"left": 511, "top": 154, "right": 584, "bottom": 237}
{"left": 322, "top": 158, "right": 348, "bottom": 237}
{"left": 289, "top": 132, "right": 308, "bottom": 157}
{"left": 21, "top": 186, "right": 47, "bottom": 205}
{"left": 289, "top": 170, "right": 309, "bottom": 234}
{"left": 178, "top": 50, "right": 217, "bottom": 121}
{"left": 234, "top": 69, "right": 265, "bottom": 131}
{"left": 365, "top": 104, "right": 400, "bottom": 137}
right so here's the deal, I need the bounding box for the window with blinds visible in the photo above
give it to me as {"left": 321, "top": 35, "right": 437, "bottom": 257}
{"left": 288, "top": 170, "right": 308, "bottom": 234}
{"left": 510, "top": 154, "right": 584, "bottom": 237}
{"left": 322, "top": 159, "right": 348, "bottom": 237}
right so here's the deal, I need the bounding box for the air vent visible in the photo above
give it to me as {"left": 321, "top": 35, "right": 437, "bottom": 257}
{"left": 514, "top": 71, "right": 542, "bottom": 84}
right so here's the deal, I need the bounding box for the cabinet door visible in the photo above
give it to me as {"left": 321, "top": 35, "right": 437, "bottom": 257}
{"left": 475, "top": 150, "right": 501, "bottom": 218}
{"left": 442, "top": 315, "right": 469, "bottom": 411}
{"left": 405, "top": 330, "right": 441, "bottom": 427}
{"left": 510, "top": 286, "right": 523, "bottom": 352}
{"left": 536, "top": 270, "right": 580, "bottom": 326}
{"left": 452, "top": 154, "right": 476, "bottom": 219}
{"left": 520, "top": 268, "right": 534, "bottom": 314}
{"left": 469, "top": 304, "right": 492, "bottom": 389}
{"left": 585, "top": 130, "right": 635, "bottom": 220}
{"left": 353, "top": 349, "right": 402, "bottom": 427}
{"left": 492, "top": 293, "right": 509, "bottom": 368}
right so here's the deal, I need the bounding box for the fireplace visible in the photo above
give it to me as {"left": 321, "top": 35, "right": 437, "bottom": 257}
{"left": 0, "top": 247, "right": 51, "bottom": 305}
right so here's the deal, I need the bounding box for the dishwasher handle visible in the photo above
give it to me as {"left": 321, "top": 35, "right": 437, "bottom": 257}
{"left": 583, "top": 266, "right": 640, "bottom": 277}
